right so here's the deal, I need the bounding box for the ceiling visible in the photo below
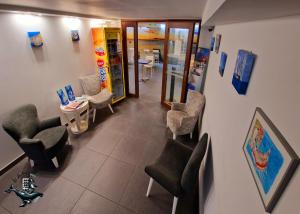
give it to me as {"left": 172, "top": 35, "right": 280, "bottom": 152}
{"left": 0, "top": 0, "right": 207, "bottom": 19}
{"left": 204, "top": 0, "right": 300, "bottom": 25}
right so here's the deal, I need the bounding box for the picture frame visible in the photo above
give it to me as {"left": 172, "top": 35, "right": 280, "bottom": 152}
{"left": 243, "top": 107, "right": 299, "bottom": 212}
{"left": 215, "top": 34, "right": 221, "bottom": 53}
{"left": 71, "top": 30, "right": 80, "bottom": 41}
{"left": 232, "top": 49, "right": 256, "bottom": 95}
{"left": 210, "top": 37, "right": 215, "bottom": 51}
{"left": 27, "top": 31, "right": 43, "bottom": 48}
{"left": 219, "top": 52, "right": 227, "bottom": 76}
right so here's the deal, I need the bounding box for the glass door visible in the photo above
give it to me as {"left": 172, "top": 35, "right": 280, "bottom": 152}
{"left": 162, "top": 21, "right": 194, "bottom": 105}
{"left": 122, "top": 21, "right": 139, "bottom": 97}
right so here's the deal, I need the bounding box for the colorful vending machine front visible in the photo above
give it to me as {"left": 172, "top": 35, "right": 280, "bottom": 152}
{"left": 91, "top": 28, "right": 126, "bottom": 103}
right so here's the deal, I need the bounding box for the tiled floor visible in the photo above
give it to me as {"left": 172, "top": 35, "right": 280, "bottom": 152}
{"left": 0, "top": 70, "right": 197, "bottom": 214}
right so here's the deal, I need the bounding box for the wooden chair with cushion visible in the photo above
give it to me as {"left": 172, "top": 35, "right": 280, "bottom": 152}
{"left": 145, "top": 133, "right": 208, "bottom": 214}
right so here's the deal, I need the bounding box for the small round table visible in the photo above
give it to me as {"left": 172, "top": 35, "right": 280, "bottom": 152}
{"left": 60, "top": 100, "right": 89, "bottom": 134}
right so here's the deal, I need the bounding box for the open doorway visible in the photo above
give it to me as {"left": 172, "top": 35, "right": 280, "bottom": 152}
{"left": 137, "top": 22, "right": 165, "bottom": 101}
{"left": 122, "top": 20, "right": 201, "bottom": 107}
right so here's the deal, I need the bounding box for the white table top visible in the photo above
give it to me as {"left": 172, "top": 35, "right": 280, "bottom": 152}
{"left": 60, "top": 99, "right": 89, "bottom": 113}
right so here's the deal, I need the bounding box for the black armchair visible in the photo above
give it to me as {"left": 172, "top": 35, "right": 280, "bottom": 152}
{"left": 145, "top": 133, "right": 208, "bottom": 214}
{"left": 2, "top": 104, "right": 69, "bottom": 169}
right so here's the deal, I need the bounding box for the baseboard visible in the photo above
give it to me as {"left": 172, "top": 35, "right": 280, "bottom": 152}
{"left": 0, "top": 153, "right": 26, "bottom": 176}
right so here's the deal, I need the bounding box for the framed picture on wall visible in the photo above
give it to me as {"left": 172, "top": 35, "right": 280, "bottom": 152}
{"left": 243, "top": 107, "right": 299, "bottom": 212}
{"left": 219, "top": 52, "right": 227, "bottom": 76}
{"left": 232, "top": 50, "right": 256, "bottom": 95}
{"left": 27, "top": 31, "right": 43, "bottom": 48}
{"left": 210, "top": 37, "right": 215, "bottom": 51}
{"left": 215, "top": 34, "right": 221, "bottom": 53}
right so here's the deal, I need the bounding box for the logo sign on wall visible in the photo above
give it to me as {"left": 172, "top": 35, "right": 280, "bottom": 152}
{"left": 97, "top": 59, "right": 105, "bottom": 68}
{"left": 95, "top": 47, "right": 105, "bottom": 56}
{"left": 4, "top": 173, "right": 43, "bottom": 207}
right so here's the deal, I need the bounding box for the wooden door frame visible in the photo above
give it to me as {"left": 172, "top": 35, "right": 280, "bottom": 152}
{"left": 121, "top": 21, "right": 139, "bottom": 98}
{"left": 161, "top": 20, "right": 199, "bottom": 107}
{"left": 121, "top": 19, "right": 201, "bottom": 106}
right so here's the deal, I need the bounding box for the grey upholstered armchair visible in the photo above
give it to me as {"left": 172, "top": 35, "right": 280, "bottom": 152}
{"left": 145, "top": 133, "right": 208, "bottom": 214}
{"left": 79, "top": 74, "right": 114, "bottom": 123}
{"left": 167, "top": 90, "right": 205, "bottom": 140}
{"left": 2, "top": 104, "right": 68, "bottom": 169}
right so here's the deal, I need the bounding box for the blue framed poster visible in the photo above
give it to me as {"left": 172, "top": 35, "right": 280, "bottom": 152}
{"left": 27, "top": 32, "right": 43, "bottom": 48}
{"left": 232, "top": 50, "right": 256, "bottom": 95}
{"left": 210, "top": 37, "right": 215, "bottom": 51}
{"left": 219, "top": 52, "right": 227, "bottom": 76}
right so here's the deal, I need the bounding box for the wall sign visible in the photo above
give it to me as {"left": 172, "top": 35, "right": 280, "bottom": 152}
{"left": 27, "top": 31, "right": 43, "bottom": 48}
{"left": 71, "top": 30, "right": 80, "bottom": 41}
{"left": 232, "top": 49, "right": 256, "bottom": 95}
{"left": 243, "top": 107, "right": 299, "bottom": 212}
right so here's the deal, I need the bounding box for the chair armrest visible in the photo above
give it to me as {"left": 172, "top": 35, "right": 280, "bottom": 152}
{"left": 171, "top": 102, "right": 186, "bottom": 111}
{"left": 39, "top": 117, "right": 61, "bottom": 130}
{"left": 19, "top": 138, "right": 46, "bottom": 160}
{"left": 180, "top": 115, "right": 197, "bottom": 127}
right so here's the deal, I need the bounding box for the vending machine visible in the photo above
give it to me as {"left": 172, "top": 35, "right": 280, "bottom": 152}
{"left": 91, "top": 28, "right": 126, "bottom": 103}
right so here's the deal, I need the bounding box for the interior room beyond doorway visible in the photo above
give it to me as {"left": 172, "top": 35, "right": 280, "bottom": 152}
{"left": 127, "top": 22, "right": 166, "bottom": 101}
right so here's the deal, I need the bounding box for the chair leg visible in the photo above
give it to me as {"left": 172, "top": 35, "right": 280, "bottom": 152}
{"left": 108, "top": 104, "right": 114, "bottom": 114}
{"left": 92, "top": 108, "right": 96, "bottom": 123}
{"left": 173, "top": 134, "right": 176, "bottom": 140}
{"left": 172, "top": 197, "right": 178, "bottom": 214}
{"left": 146, "top": 178, "right": 154, "bottom": 197}
{"left": 67, "top": 137, "right": 72, "bottom": 145}
{"left": 52, "top": 157, "right": 59, "bottom": 168}
{"left": 190, "top": 132, "right": 193, "bottom": 139}
{"left": 29, "top": 159, "right": 34, "bottom": 168}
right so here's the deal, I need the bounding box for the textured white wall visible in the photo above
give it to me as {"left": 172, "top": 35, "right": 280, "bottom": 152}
{"left": 201, "top": 16, "right": 300, "bottom": 214}
{"left": 0, "top": 12, "right": 119, "bottom": 169}
{"left": 202, "top": 0, "right": 226, "bottom": 24}
{"left": 198, "top": 26, "right": 214, "bottom": 49}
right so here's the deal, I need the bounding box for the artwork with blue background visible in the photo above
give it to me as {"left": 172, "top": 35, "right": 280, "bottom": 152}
{"left": 246, "top": 119, "right": 284, "bottom": 194}
{"left": 210, "top": 37, "right": 215, "bottom": 51}
{"left": 232, "top": 50, "right": 256, "bottom": 95}
{"left": 57, "top": 89, "right": 69, "bottom": 106}
{"left": 219, "top": 52, "right": 227, "bottom": 76}
{"left": 65, "top": 85, "right": 75, "bottom": 101}
{"left": 27, "top": 32, "right": 43, "bottom": 48}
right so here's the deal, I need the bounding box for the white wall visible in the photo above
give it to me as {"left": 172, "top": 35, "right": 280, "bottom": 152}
{"left": 202, "top": 0, "right": 226, "bottom": 24}
{"left": 198, "top": 26, "right": 213, "bottom": 49}
{"left": 0, "top": 11, "right": 119, "bottom": 170}
{"left": 201, "top": 16, "right": 300, "bottom": 214}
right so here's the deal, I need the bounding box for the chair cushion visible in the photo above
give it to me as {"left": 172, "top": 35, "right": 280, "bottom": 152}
{"left": 33, "top": 126, "right": 68, "bottom": 158}
{"left": 79, "top": 75, "right": 101, "bottom": 96}
{"left": 181, "top": 133, "right": 208, "bottom": 193}
{"left": 167, "top": 110, "right": 189, "bottom": 130}
{"left": 89, "top": 89, "right": 113, "bottom": 109}
{"left": 145, "top": 140, "right": 192, "bottom": 197}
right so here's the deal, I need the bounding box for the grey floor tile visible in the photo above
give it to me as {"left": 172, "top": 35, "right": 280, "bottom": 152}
{"left": 86, "top": 129, "right": 124, "bottom": 156}
{"left": 61, "top": 148, "right": 107, "bottom": 187}
{"left": 0, "top": 206, "right": 10, "bottom": 214}
{"left": 71, "top": 190, "right": 117, "bottom": 214}
{"left": 110, "top": 135, "right": 149, "bottom": 166}
{"left": 24, "top": 177, "right": 84, "bottom": 214}
{"left": 120, "top": 167, "right": 172, "bottom": 214}
{"left": 114, "top": 206, "right": 136, "bottom": 214}
{"left": 88, "top": 158, "right": 135, "bottom": 203}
